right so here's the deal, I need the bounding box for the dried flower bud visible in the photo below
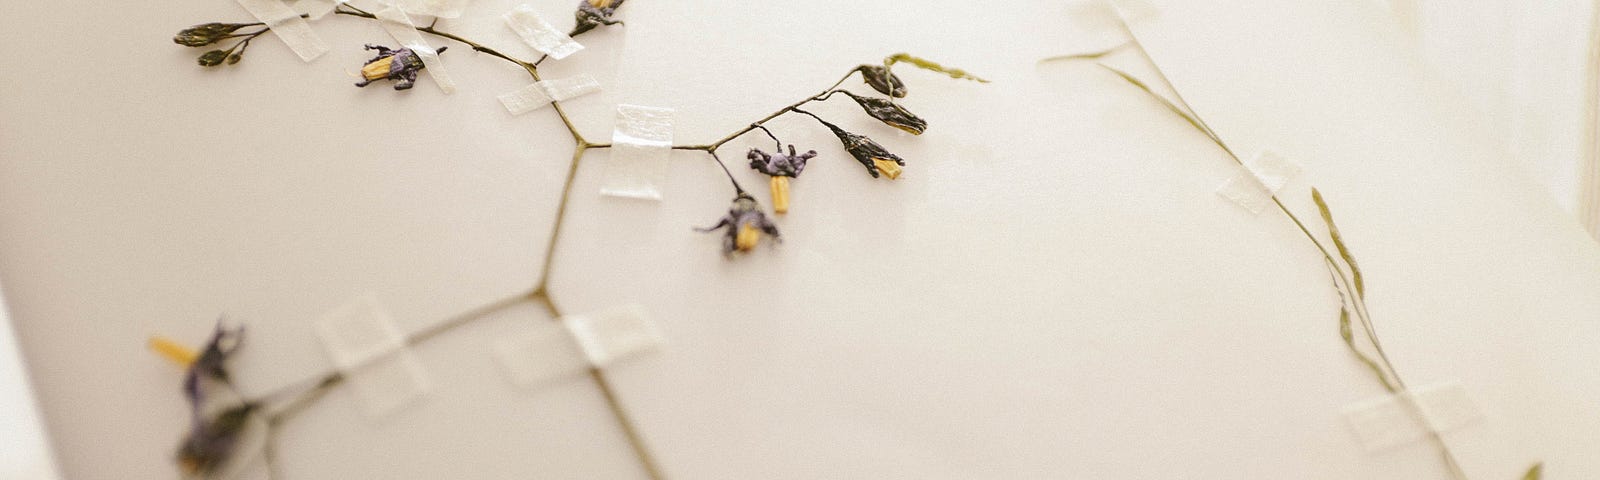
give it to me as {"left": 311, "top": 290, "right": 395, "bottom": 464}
{"left": 857, "top": 65, "right": 907, "bottom": 98}
{"left": 177, "top": 404, "right": 257, "bottom": 475}
{"left": 571, "top": 0, "right": 626, "bottom": 36}
{"left": 696, "top": 193, "right": 780, "bottom": 256}
{"left": 174, "top": 22, "right": 250, "bottom": 47}
{"left": 810, "top": 116, "right": 905, "bottom": 179}
{"left": 197, "top": 50, "right": 230, "bottom": 67}
{"left": 840, "top": 91, "right": 927, "bottom": 135}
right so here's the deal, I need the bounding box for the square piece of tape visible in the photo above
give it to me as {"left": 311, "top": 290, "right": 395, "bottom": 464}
{"left": 1216, "top": 150, "right": 1302, "bottom": 214}
{"left": 563, "top": 305, "right": 664, "bottom": 367}
{"left": 1342, "top": 380, "right": 1484, "bottom": 452}
{"left": 601, "top": 105, "right": 675, "bottom": 200}
{"left": 316, "top": 296, "right": 405, "bottom": 370}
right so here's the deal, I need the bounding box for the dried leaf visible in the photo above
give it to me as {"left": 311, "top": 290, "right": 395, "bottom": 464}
{"left": 1312, "top": 188, "right": 1366, "bottom": 297}
{"left": 1328, "top": 261, "right": 1394, "bottom": 392}
{"left": 884, "top": 53, "right": 989, "bottom": 83}
{"left": 1522, "top": 463, "right": 1543, "bottom": 480}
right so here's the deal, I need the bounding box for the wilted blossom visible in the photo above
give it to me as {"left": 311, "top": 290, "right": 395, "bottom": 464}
{"left": 748, "top": 145, "right": 817, "bottom": 178}
{"left": 697, "top": 193, "right": 780, "bottom": 255}
{"left": 839, "top": 91, "right": 927, "bottom": 135}
{"left": 184, "top": 323, "right": 244, "bottom": 413}
{"left": 572, "top": 0, "right": 626, "bottom": 36}
{"left": 355, "top": 44, "right": 447, "bottom": 91}
{"left": 749, "top": 145, "right": 817, "bottom": 214}
{"left": 177, "top": 404, "right": 258, "bottom": 476}
{"left": 174, "top": 22, "right": 253, "bottom": 47}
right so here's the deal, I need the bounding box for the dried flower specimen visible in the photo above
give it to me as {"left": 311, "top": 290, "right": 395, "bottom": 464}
{"left": 167, "top": 2, "right": 983, "bottom": 478}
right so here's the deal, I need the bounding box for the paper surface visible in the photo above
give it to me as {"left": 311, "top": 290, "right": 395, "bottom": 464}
{"left": 0, "top": 0, "right": 1598, "bottom": 479}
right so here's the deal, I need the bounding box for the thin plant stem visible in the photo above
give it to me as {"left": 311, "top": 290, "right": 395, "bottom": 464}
{"left": 211, "top": 8, "right": 890, "bottom": 480}
{"left": 1093, "top": 40, "right": 1469, "bottom": 480}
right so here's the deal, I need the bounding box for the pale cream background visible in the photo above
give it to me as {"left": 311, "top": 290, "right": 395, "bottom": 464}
{"left": 1, "top": 0, "right": 1599, "bottom": 479}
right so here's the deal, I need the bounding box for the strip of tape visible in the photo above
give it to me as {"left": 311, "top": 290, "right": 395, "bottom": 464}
{"left": 315, "top": 297, "right": 432, "bottom": 417}
{"left": 498, "top": 75, "right": 601, "bottom": 115}
{"left": 504, "top": 4, "right": 585, "bottom": 60}
{"left": 1342, "top": 380, "right": 1484, "bottom": 452}
{"left": 1215, "top": 150, "right": 1302, "bottom": 214}
{"left": 601, "top": 105, "right": 675, "bottom": 200}
{"left": 291, "top": 0, "right": 344, "bottom": 20}
{"left": 492, "top": 305, "right": 663, "bottom": 389}
{"left": 397, "top": 0, "right": 471, "bottom": 19}
{"left": 235, "top": 0, "right": 330, "bottom": 62}
{"left": 375, "top": 6, "right": 458, "bottom": 94}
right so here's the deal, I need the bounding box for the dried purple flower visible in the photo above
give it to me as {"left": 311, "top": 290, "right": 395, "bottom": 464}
{"left": 355, "top": 44, "right": 447, "bottom": 91}
{"left": 183, "top": 323, "right": 244, "bottom": 409}
{"left": 748, "top": 145, "right": 816, "bottom": 178}
{"left": 177, "top": 404, "right": 258, "bottom": 476}
{"left": 857, "top": 64, "right": 907, "bottom": 98}
{"left": 748, "top": 145, "right": 817, "bottom": 214}
{"left": 696, "top": 193, "right": 780, "bottom": 255}
{"left": 839, "top": 91, "right": 927, "bottom": 135}
{"left": 174, "top": 22, "right": 252, "bottom": 47}
{"left": 571, "top": 0, "right": 626, "bottom": 37}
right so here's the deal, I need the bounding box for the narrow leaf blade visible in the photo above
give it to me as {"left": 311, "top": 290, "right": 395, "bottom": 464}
{"left": 885, "top": 53, "right": 989, "bottom": 83}
{"left": 1523, "top": 462, "right": 1543, "bottom": 480}
{"left": 1312, "top": 188, "right": 1366, "bottom": 297}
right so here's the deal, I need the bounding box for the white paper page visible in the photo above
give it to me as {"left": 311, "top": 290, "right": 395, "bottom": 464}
{"left": 0, "top": 284, "right": 61, "bottom": 480}
{"left": 0, "top": 0, "right": 1596, "bottom": 479}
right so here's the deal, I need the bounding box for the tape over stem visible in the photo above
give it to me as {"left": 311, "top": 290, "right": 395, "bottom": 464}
{"left": 375, "top": 6, "right": 458, "bottom": 94}
{"left": 235, "top": 0, "right": 331, "bottom": 62}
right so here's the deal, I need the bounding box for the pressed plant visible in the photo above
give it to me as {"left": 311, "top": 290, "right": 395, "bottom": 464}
{"left": 1063, "top": 41, "right": 1542, "bottom": 480}
{"left": 161, "top": 1, "right": 984, "bottom": 478}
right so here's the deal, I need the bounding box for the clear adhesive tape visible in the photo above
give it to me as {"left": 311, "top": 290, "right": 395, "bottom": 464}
{"left": 498, "top": 75, "right": 601, "bottom": 115}
{"left": 235, "top": 0, "right": 330, "bottom": 62}
{"left": 492, "top": 305, "right": 664, "bottom": 390}
{"left": 601, "top": 105, "right": 675, "bottom": 200}
{"left": 1342, "top": 380, "right": 1484, "bottom": 452}
{"left": 504, "top": 4, "right": 585, "bottom": 60}
{"left": 396, "top": 0, "right": 471, "bottom": 19}
{"left": 375, "top": 6, "right": 458, "bottom": 94}
{"left": 291, "top": 0, "right": 344, "bottom": 20}
{"left": 1215, "top": 150, "right": 1302, "bottom": 214}
{"left": 315, "top": 296, "right": 433, "bottom": 418}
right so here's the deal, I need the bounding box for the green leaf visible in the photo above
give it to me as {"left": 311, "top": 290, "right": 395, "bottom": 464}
{"left": 1522, "top": 462, "right": 1543, "bottom": 480}
{"left": 884, "top": 53, "right": 989, "bottom": 83}
{"left": 1312, "top": 188, "right": 1366, "bottom": 298}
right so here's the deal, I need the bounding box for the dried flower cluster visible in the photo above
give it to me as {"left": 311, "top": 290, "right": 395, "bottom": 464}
{"left": 151, "top": 324, "right": 255, "bottom": 476}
